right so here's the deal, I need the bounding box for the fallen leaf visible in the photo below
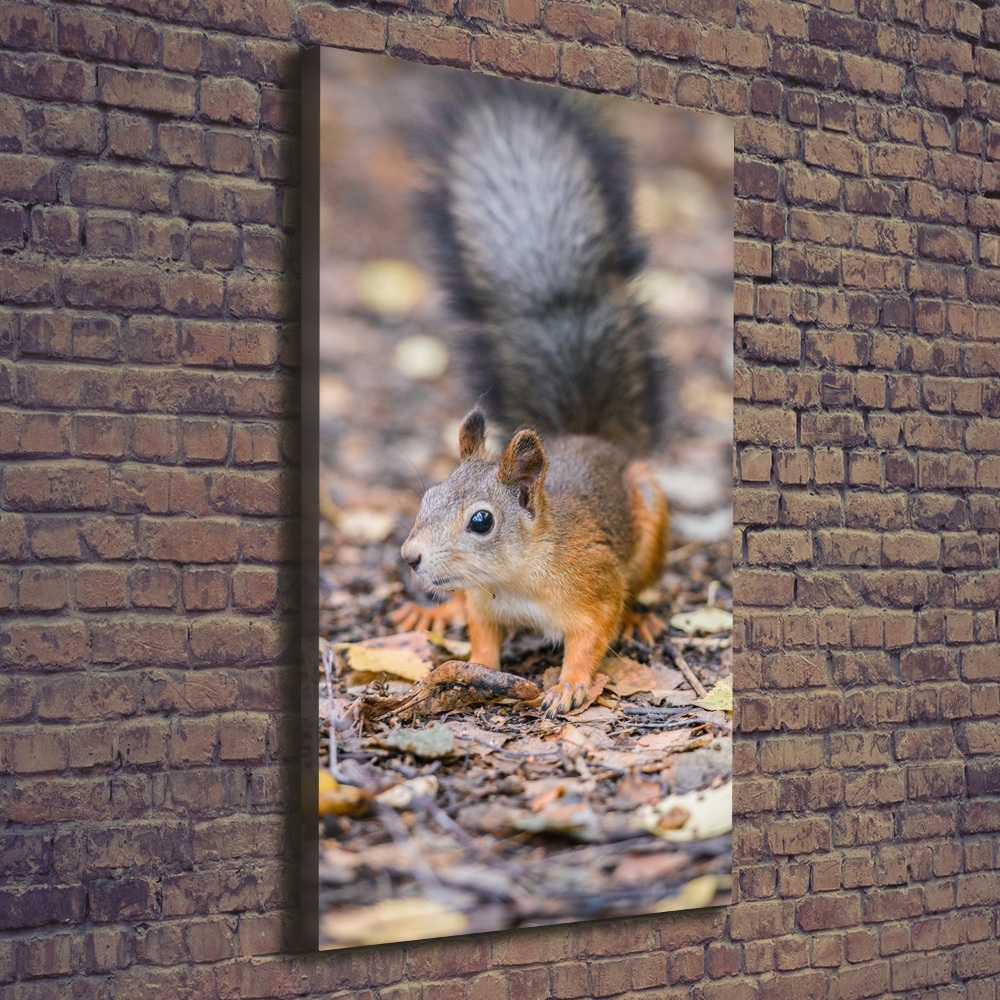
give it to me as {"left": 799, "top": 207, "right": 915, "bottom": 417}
{"left": 602, "top": 655, "right": 660, "bottom": 697}
{"left": 669, "top": 607, "right": 733, "bottom": 636}
{"left": 609, "top": 771, "right": 664, "bottom": 811}
{"left": 569, "top": 706, "right": 617, "bottom": 726}
{"left": 632, "top": 781, "right": 732, "bottom": 842}
{"left": 427, "top": 631, "right": 472, "bottom": 659}
{"left": 338, "top": 508, "right": 395, "bottom": 544}
{"left": 655, "top": 874, "right": 720, "bottom": 911}
{"left": 558, "top": 723, "right": 600, "bottom": 755}
{"left": 634, "top": 730, "right": 697, "bottom": 752}
{"left": 318, "top": 769, "right": 370, "bottom": 817}
{"left": 693, "top": 677, "right": 733, "bottom": 713}
{"left": 448, "top": 721, "right": 513, "bottom": 755}
{"left": 394, "top": 334, "right": 449, "bottom": 380}
{"left": 513, "top": 803, "right": 603, "bottom": 842}
{"left": 383, "top": 724, "right": 455, "bottom": 760}
{"left": 321, "top": 897, "right": 468, "bottom": 947}
{"left": 671, "top": 739, "right": 733, "bottom": 794}
{"left": 503, "top": 734, "right": 557, "bottom": 758}
{"left": 613, "top": 851, "right": 691, "bottom": 885}
{"left": 355, "top": 258, "right": 429, "bottom": 317}
{"left": 590, "top": 748, "right": 659, "bottom": 770}
{"left": 375, "top": 775, "right": 439, "bottom": 809}
{"left": 529, "top": 782, "right": 569, "bottom": 812}
{"left": 337, "top": 632, "right": 436, "bottom": 682}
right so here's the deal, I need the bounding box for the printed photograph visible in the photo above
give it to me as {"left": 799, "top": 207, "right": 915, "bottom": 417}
{"left": 310, "top": 47, "right": 734, "bottom": 949}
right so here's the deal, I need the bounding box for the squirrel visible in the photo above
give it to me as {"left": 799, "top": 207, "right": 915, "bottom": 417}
{"left": 394, "top": 77, "right": 670, "bottom": 717}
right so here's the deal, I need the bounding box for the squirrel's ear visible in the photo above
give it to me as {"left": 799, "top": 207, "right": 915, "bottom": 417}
{"left": 498, "top": 428, "right": 547, "bottom": 513}
{"left": 458, "top": 409, "right": 487, "bottom": 460}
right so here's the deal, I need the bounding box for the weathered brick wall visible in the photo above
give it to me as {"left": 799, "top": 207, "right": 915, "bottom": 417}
{"left": 2, "top": 0, "right": 998, "bottom": 997}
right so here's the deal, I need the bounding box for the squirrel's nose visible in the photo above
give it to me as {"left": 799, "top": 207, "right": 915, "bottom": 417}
{"left": 401, "top": 540, "right": 421, "bottom": 570}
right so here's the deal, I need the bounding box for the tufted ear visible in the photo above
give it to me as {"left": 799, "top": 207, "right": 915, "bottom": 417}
{"left": 498, "top": 428, "right": 547, "bottom": 514}
{"left": 458, "top": 409, "right": 487, "bottom": 460}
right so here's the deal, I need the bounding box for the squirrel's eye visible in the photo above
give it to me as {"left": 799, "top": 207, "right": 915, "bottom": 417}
{"left": 467, "top": 510, "right": 494, "bottom": 534}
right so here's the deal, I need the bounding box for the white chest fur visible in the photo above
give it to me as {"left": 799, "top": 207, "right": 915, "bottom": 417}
{"left": 467, "top": 586, "right": 565, "bottom": 642}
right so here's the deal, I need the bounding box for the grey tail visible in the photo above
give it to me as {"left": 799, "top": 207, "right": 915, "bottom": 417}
{"left": 412, "top": 76, "right": 668, "bottom": 455}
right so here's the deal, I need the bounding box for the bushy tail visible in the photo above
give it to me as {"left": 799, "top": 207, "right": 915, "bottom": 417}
{"left": 413, "top": 77, "right": 668, "bottom": 455}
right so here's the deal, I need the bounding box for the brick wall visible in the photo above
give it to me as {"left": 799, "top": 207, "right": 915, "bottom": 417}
{"left": 2, "top": 1, "right": 999, "bottom": 997}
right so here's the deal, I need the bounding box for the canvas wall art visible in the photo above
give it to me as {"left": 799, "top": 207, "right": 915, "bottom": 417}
{"left": 304, "top": 46, "right": 735, "bottom": 950}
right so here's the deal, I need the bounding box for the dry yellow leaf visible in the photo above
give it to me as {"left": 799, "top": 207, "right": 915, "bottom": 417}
{"left": 670, "top": 607, "right": 733, "bottom": 636}
{"left": 321, "top": 897, "right": 468, "bottom": 947}
{"left": 337, "top": 632, "right": 435, "bottom": 682}
{"left": 355, "top": 258, "right": 429, "bottom": 316}
{"left": 655, "top": 874, "right": 720, "bottom": 911}
{"left": 394, "top": 334, "right": 449, "bottom": 380}
{"left": 318, "top": 769, "right": 369, "bottom": 817}
{"left": 632, "top": 781, "right": 732, "bottom": 842}
{"left": 693, "top": 677, "right": 733, "bottom": 713}
{"left": 375, "top": 775, "right": 439, "bottom": 809}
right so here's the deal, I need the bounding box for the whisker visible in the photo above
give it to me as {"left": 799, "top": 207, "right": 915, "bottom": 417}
{"left": 393, "top": 443, "right": 427, "bottom": 496}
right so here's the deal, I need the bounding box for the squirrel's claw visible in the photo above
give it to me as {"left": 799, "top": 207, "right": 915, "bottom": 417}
{"left": 620, "top": 608, "right": 665, "bottom": 648}
{"left": 540, "top": 680, "right": 588, "bottom": 718}
{"left": 390, "top": 595, "right": 467, "bottom": 633}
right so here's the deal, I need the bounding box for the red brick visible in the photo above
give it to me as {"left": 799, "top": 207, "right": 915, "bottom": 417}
{"left": 387, "top": 20, "right": 472, "bottom": 68}
{"left": 139, "top": 518, "right": 238, "bottom": 563}
{"left": 773, "top": 41, "right": 839, "bottom": 86}
{"left": 98, "top": 66, "right": 195, "bottom": 116}
{"left": 200, "top": 76, "right": 259, "bottom": 125}
{"left": 0, "top": 52, "right": 96, "bottom": 101}
{"left": 225, "top": 275, "right": 287, "bottom": 320}
{"left": 163, "top": 28, "right": 203, "bottom": 72}
{"left": 841, "top": 53, "right": 905, "bottom": 97}
{"left": 183, "top": 567, "right": 229, "bottom": 611}
{"left": 560, "top": 42, "right": 637, "bottom": 94}
{"left": 76, "top": 566, "right": 129, "bottom": 610}
{"left": 58, "top": 8, "right": 157, "bottom": 64}
{"left": 730, "top": 900, "right": 794, "bottom": 940}
{"left": 798, "top": 893, "right": 861, "bottom": 931}
{"left": 232, "top": 567, "right": 278, "bottom": 611}
{"left": 475, "top": 34, "right": 557, "bottom": 79}
{"left": 545, "top": 1, "right": 621, "bottom": 43}
{"left": 158, "top": 122, "right": 207, "bottom": 168}
{"left": 2, "top": 2, "right": 55, "bottom": 50}
{"left": 164, "top": 272, "right": 224, "bottom": 317}
{"left": 700, "top": 27, "right": 768, "bottom": 69}
{"left": 625, "top": 10, "right": 698, "bottom": 56}
{"left": 300, "top": 5, "right": 386, "bottom": 49}
{"left": 809, "top": 11, "right": 873, "bottom": 51}
{"left": 500, "top": 0, "right": 539, "bottom": 25}
{"left": 70, "top": 165, "right": 171, "bottom": 212}
{"left": 828, "top": 961, "right": 890, "bottom": 1000}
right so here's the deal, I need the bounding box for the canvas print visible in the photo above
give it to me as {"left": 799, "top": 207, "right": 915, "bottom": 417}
{"left": 310, "top": 47, "right": 734, "bottom": 949}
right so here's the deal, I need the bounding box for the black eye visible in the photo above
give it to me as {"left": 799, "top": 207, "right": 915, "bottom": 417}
{"left": 467, "top": 510, "right": 494, "bottom": 534}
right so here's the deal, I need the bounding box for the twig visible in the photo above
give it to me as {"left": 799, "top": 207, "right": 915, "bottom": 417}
{"left": 420, "top": 799, "right": 548, "bottom": 906}
{"left": 373, "top": 802, "right": 450, "bottom": 902}
{"left": 321, "top": 645, "right": 341, "bottom": 779}
{"left": 622, "top": 705, "right": 692, "bottom": 717}
{"left": 688, "top": 717, "right": 733, "bottom": 733}
{"left": 663, "top": 641, "right": 707, "bottom": 699}
{"left": 459, "top": 734, "right": 562, "bottom": 759}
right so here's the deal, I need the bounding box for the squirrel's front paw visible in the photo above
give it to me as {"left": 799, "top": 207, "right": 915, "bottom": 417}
{"left": 540, "top": 680, "right": 589, "bottom": 718}
{"left": 390, "top": 594, "right": 467, "bottom": 633}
